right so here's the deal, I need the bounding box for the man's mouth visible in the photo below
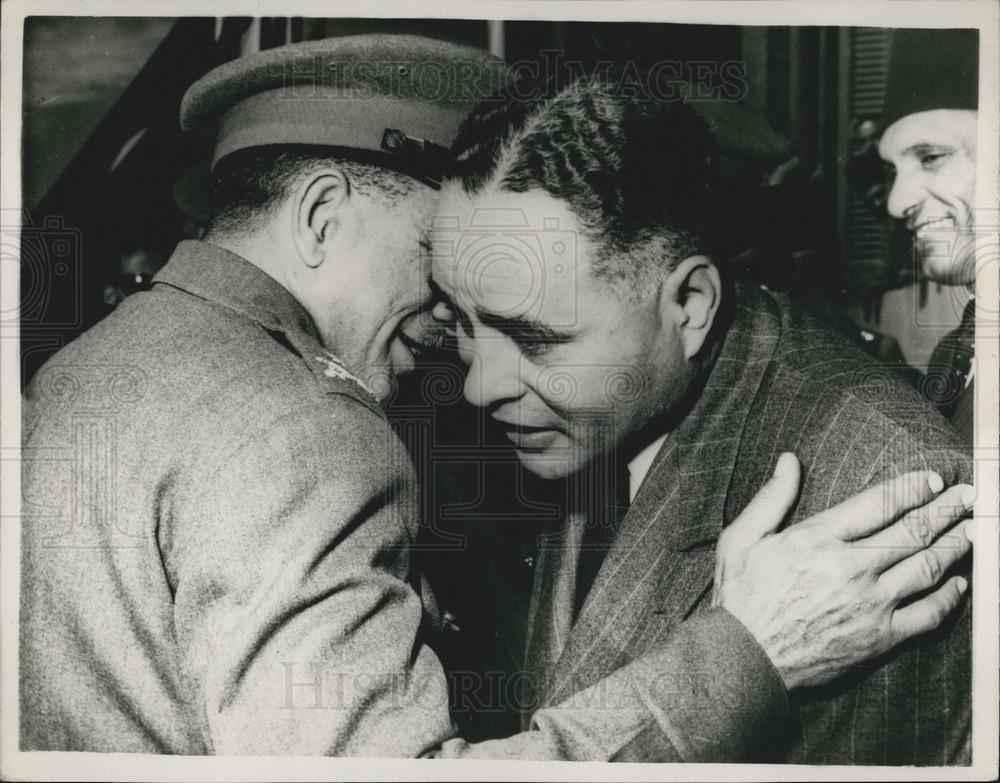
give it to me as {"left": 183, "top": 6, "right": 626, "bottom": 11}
{"left": 912, "top": 216, "right": 956, "bottom": 238}
{"left": 494, "top": 420, "right": 561, "bottom": 450}
{"left": 396, "top": 328, "right": 442, "bottom": 359}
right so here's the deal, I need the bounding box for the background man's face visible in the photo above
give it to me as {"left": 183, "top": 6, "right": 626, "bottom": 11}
{"left": 879, "top": 109, "right": 978, "bottom": 285}
{"left": 431, "top": 186, "right": 685, "bottom": 479}
{"left": 102, "top": 247, "right": 162, "bottom": 309}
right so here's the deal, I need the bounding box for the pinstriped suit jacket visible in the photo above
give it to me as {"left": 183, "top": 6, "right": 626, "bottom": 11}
{"left": 523, "top": 283, "right": 972, "bottom": 765}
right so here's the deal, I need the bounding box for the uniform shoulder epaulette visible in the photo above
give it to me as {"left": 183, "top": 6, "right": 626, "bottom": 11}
{"left": 308, "top": 350, "right": 382, "bottom": 412}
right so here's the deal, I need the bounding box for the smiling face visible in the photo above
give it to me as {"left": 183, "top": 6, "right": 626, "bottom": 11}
{"left": 281, "top": 164, "right": 445, "bottom": 400}
{"left": 318, "top": 186, "right": 442, "bottom": 394}
{"left": 878, "top": 109, "right": 978, "bottom": 286}
{"left": 205, "top": 149, "right": 446, "bottom": 402}
{"left": 431, "top": 186, "right": 695, "bottom": 479}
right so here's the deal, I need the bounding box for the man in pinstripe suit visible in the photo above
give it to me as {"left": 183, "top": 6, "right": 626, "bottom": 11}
{"left": 22, "top": 35, "right": 970, "bottom": 761}
{"left": 431, "top": 72, "right": 973, "bottom": 763}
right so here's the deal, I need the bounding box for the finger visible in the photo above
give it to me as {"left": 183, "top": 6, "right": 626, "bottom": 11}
{"left": 877, "top": 518, "right": 972, "bottom": 603}
{"left": 721, "top": 453, "right": 801, "bottom": 553}
{"left": 857, "top": 484, "right": 974, "bottom": 571}
{"left": 889, "top": 575, "right": 969, "bottom": 647}
{"left": 829, "top": 471, "right": 945, "bottom": 541}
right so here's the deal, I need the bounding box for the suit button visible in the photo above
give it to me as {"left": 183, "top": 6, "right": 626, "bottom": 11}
{"left": 523, "top": 555, "right": 535, "bottom": 569}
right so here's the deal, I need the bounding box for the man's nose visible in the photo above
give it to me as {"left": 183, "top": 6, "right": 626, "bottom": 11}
{"left": 886, "top": 171, "right": 922, "bottom": 221}
{"left": 462, "top": 339, "right": 525, "bottom": 409}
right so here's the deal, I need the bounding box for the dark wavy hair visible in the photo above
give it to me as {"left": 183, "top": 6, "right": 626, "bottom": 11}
{"left": 446, "top": 72, "right": 721, "bottom": 292}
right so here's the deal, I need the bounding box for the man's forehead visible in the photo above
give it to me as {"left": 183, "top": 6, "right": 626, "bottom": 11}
{"left": 879, "top": 109, "right": 976, "bottom": 159}
{"left": 431, "top": 241, "right": 580, "bottom": 325}
{"left": 428, "top": 187, "right": 587, "bottom": 322}
{"left": 432, "top": 243, "right": 573, "bottom": 313}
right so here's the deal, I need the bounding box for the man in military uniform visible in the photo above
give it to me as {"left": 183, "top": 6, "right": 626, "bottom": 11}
{"left": 20, "top": 35, "right": 973, "bottom": 759}
{"left": 878, "top": 28, "right": 979, "bottom": 443}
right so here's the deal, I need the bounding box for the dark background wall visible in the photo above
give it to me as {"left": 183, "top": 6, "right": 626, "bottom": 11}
{"left": 21, "top": 16, "right": 962, "bottom": 387}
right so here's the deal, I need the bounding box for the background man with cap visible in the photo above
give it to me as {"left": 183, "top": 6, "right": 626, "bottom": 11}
{"left": 20, "top": 35, "right": 973, "bottom": 760}
{"left": 878, "top": 27, "right": 979, "bottom": 443}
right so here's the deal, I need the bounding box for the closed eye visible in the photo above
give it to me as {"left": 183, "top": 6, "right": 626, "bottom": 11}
{"left": 475, "top": 311, "right": 571, "bottom": 359}
{"left": 514, "top": 338, "right": 563, "bottom": 359}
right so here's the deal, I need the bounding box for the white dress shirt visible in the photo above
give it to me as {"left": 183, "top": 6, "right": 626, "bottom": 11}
{"left": 627, "top": 433, "right": 669, "bottom": 503}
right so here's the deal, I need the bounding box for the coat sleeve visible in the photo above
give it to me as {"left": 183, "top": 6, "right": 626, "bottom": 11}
{"left": 852, "top": 428, "right": 973, "bottom": 765}
{"left": 783, "top": 414, "right": 972, "bottom": 765}
{"left": 433, "top": 607, "right": 790, "bottom": 760}
{"left": 164, "top": 396, "right": 454, "bottom": 756}
{"left": 164, "top": 396, "right": 788, "bottom": 759}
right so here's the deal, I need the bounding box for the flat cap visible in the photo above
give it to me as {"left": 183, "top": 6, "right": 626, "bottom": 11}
{"left": 181, "top": 34, "right": 508, "bottom": 180}
{"left": 882, "top": 28, "right": 979, "bottom": 133}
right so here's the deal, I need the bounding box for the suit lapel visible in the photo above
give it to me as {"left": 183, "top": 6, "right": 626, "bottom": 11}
{"left": 539, "top": 286, "right": 783, "bottom": 706}
{"left": 521, "top": 511, "right": 585, "bottom": 722}
{"left": 542, "top": 439, "right": 683, "bottom": 704}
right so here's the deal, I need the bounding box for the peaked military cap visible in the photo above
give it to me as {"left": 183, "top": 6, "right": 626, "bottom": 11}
{"left": 180, "top": 34, "right": 508, "bottom": 183}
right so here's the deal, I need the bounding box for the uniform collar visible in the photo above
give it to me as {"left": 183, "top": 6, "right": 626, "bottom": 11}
{"left": 153, "top": 240, "right": 382, "bottom": 413}
{"left": 153, "top": 239, "right": 322, "bottom": 344}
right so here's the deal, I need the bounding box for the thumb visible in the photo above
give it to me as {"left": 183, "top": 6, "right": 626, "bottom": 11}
{"left": 722, "top": 452, "right": 801, "bottom": 552}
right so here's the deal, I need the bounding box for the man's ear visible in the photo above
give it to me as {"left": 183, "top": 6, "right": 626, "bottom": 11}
{"left": 659, "top": 254, "right": 721, "bottom": 360}
{"left": 292, "top": 168, "right": 350, "bottom": 269}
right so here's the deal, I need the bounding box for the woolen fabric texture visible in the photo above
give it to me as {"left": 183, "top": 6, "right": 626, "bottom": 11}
{"left": 524, "top": 282, "right": 972, "bottom": 765}
{"left": 20, "top": 240, "right": 789, "bottom": 760}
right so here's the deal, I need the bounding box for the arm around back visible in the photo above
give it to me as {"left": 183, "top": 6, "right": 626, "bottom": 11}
{"left": 161, "top": 393, "right": 789, "bottom": 759}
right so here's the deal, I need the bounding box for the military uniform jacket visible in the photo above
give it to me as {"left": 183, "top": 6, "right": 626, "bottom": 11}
{"left": 524, "top": 283, "right": 972, "bottom": 764}
{"left": 20, "top": 240, "right": 789, "bottom": 760}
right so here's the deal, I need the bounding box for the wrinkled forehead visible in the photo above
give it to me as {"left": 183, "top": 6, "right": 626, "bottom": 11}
{"left": 430, "top": 186, "right": 587, "bottom": 322}
{"left": 878, "top": 109, "right": 978, "bottom": 161}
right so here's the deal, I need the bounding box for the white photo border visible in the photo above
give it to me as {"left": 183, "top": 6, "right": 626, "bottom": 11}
{"left": 2, "top": 1, "right": 997, "bottom": 781}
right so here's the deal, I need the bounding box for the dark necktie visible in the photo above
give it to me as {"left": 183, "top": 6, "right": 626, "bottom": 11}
{"left": 926, "top": 297, "right": 975, "bottom": 420}
{"left": 573, "top": 454, "right": 630, "bottom": 620}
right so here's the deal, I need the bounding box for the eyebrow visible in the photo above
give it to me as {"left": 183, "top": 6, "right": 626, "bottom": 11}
{"left": 901, "top": 142, "right": 956, "bottom": 157}
{"left": 426, "top": 278, "right": 572, "bottom": 344}
{"left": 474, "top": 307, "right": 572, "bottom": 343}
